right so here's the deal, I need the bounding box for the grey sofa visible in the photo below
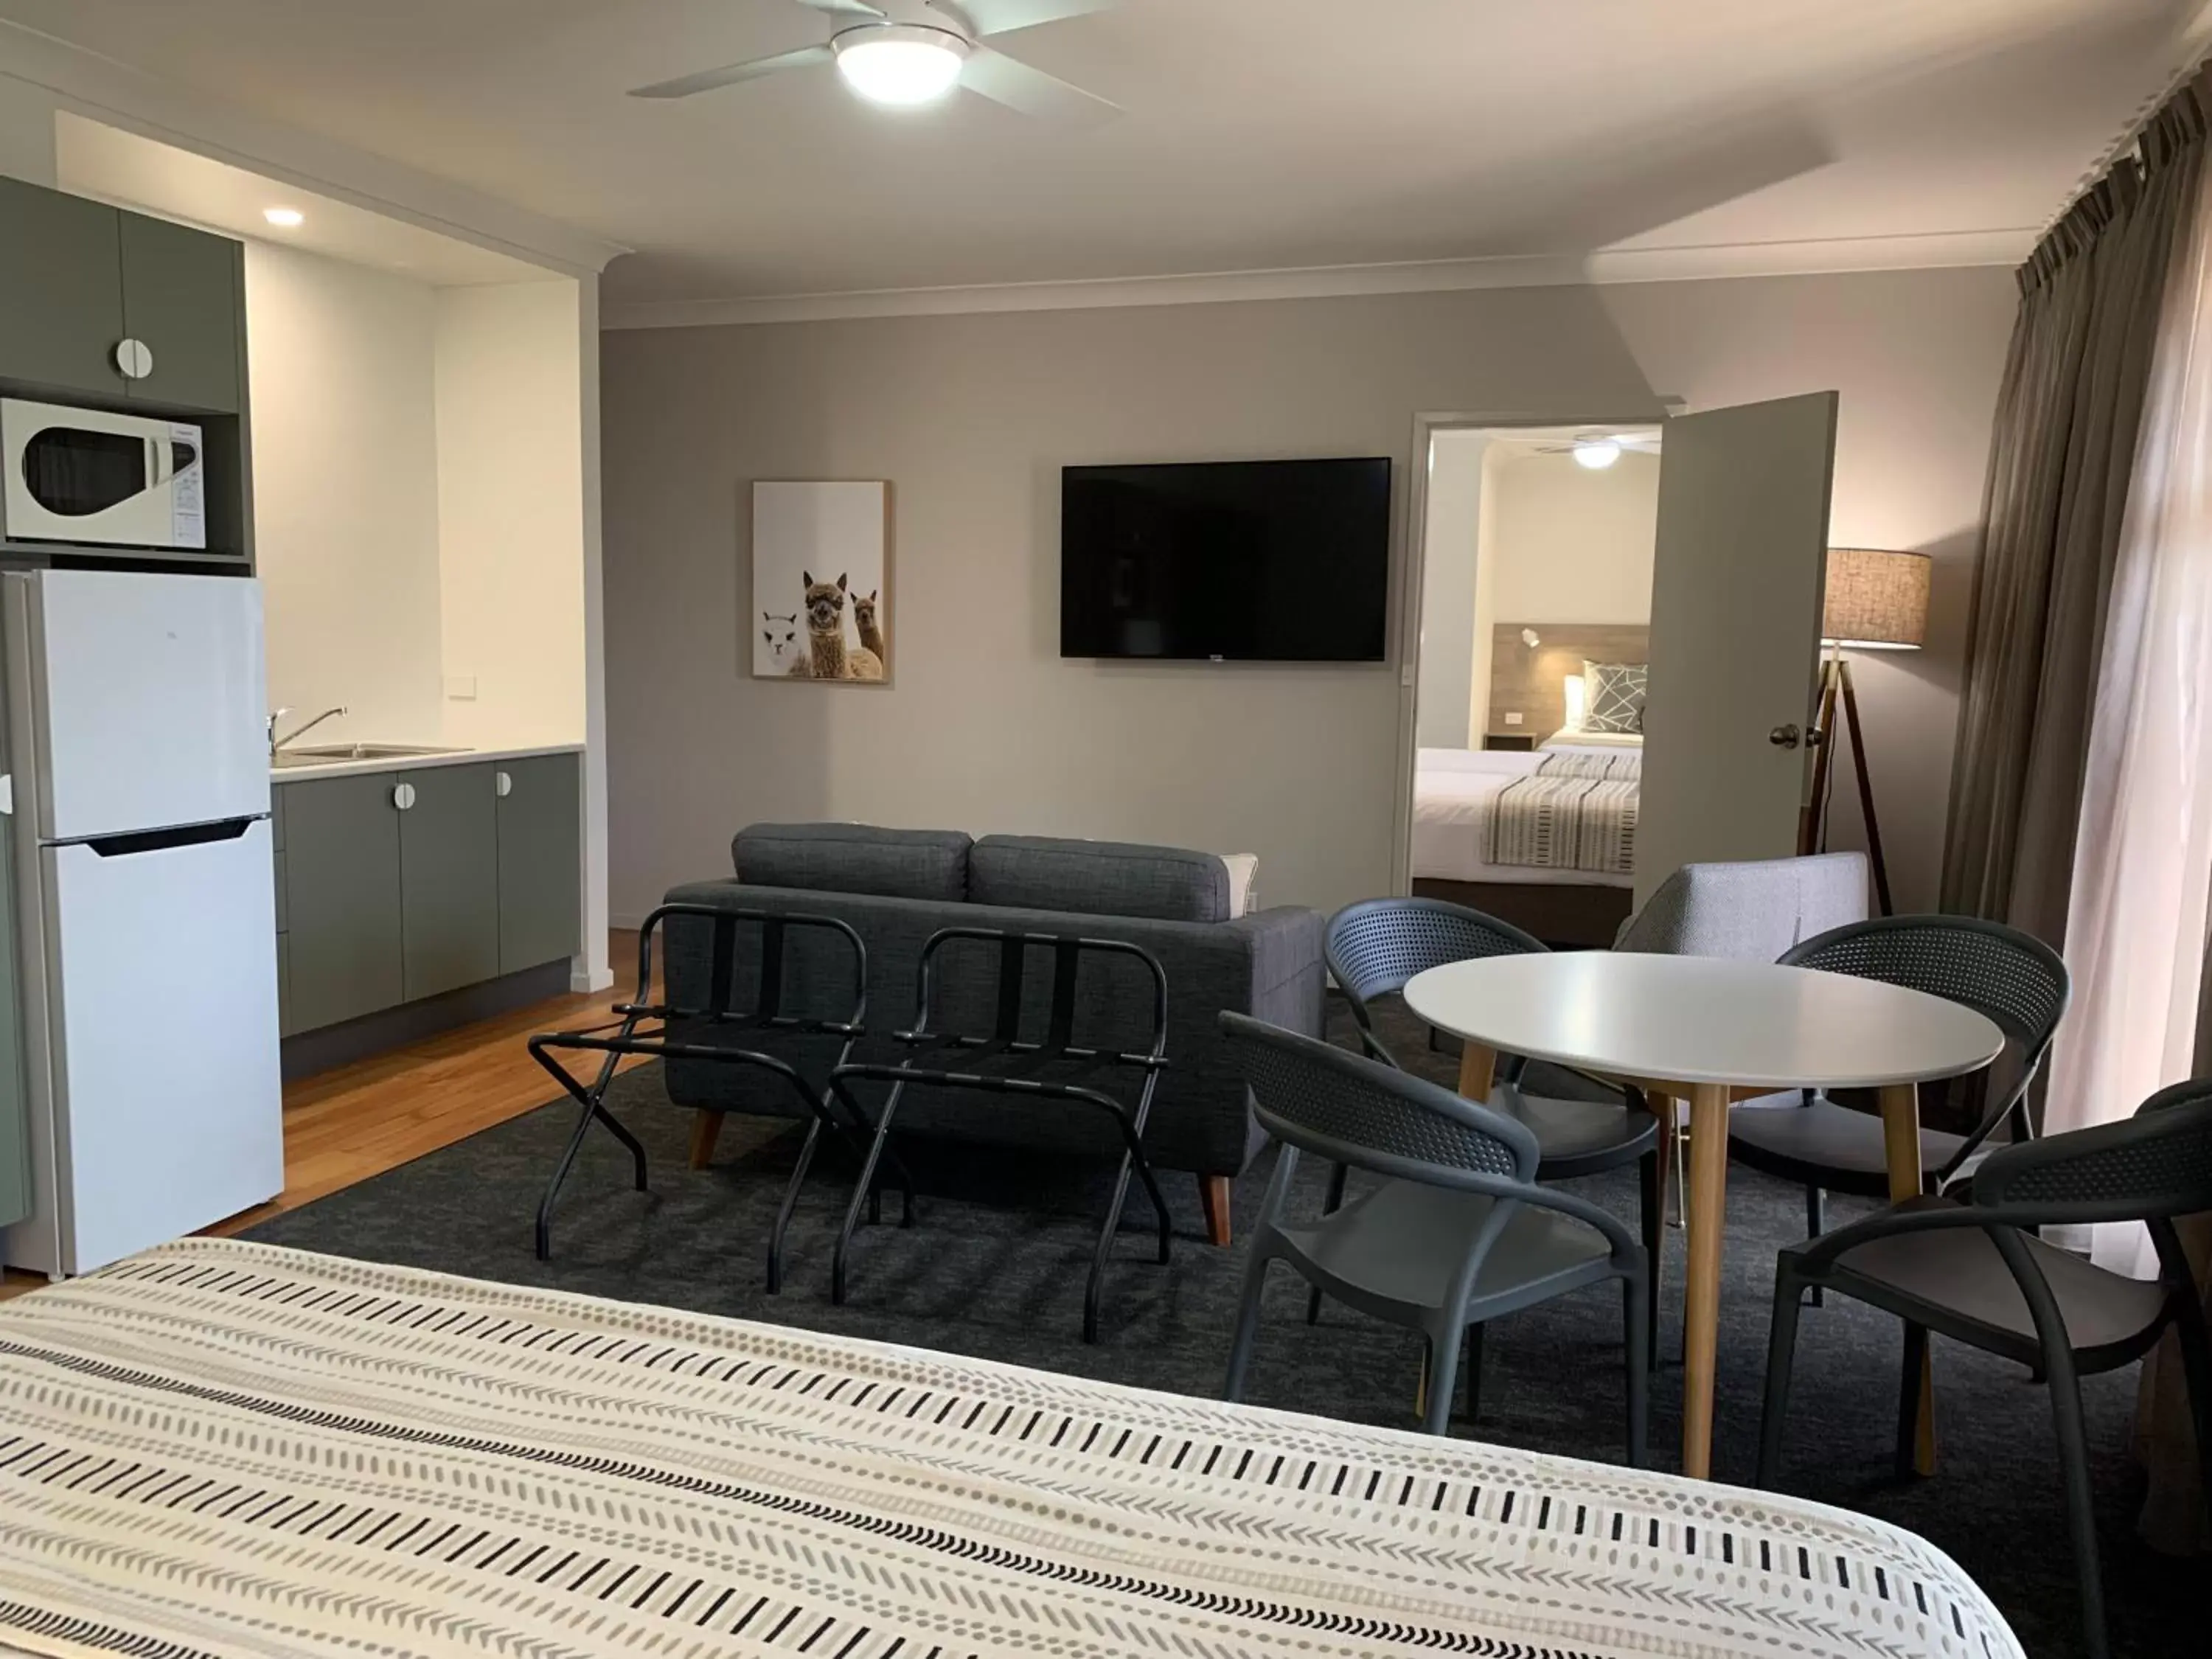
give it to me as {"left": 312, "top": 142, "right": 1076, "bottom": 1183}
{"left": 659, "top": 823, "right": 1325, "bottom": 1232}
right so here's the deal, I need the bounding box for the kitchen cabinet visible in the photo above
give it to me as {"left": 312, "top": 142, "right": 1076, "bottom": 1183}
{"left": 276, "top": 752, "right": 580, "bottom": 1039}
{"left": 118, "top": 212, "right": 243, "bottom": 414}
{"left": 281, "top": 771, "right": 403, "bottom": 1033}
{"left": 399, "top": 764, "right": 500, "bottom": 1001}
{"left": 0, "top": 176, "right": 128, "bottom": 403}
{"left": 497, "top": 754, "right": 582, "bottom": 973}
{"left": 0, "top": 175, "right": 244, "bottom": 415}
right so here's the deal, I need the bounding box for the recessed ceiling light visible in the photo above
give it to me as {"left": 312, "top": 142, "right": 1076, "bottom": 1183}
{"left": 263, "top": 207, "right": 305, "bottom": 228}
{"left": 1572, "top": 437, "right": 1622, "bottom": 470}
{"left": 832, "top": 24, "right": 968, "bottom": 106}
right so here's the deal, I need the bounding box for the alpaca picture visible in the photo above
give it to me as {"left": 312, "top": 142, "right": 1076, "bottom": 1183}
{"left": 760, "top": 611, "right": 800, "bottom": 672}
{"left": 751, "top": 480, "right": 891, "bottom": 682}
{"left": 796, "top": 571, "right": 883, "bottom": 680}
{"left": 854, "top": 588, "right": 886, "bottom": 661}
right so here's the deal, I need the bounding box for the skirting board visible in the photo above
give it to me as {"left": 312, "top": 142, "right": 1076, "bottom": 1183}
{"left": 279, "top": 959, "right": 574, "bottom": 1081}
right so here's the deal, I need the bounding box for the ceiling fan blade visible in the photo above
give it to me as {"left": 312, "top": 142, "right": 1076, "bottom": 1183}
{"left": 942, "top": 0, "right": 1115, "bottom": 36}
{"left": 628, "top": 43, "right": 835, "bottom": 99}
{"left": 792, "top": 0, "right": 888, "bottom": 17}
{"left": 961, "top": 44, "right": 1119, "bottom": 125}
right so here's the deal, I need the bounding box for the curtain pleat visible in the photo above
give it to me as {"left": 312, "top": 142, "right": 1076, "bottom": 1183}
{"left": 1939, "top": 93, "right": 2205, "bottom": 939}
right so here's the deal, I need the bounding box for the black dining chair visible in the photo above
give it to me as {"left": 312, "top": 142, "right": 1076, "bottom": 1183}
{"left": 1727, "top": 916, "right": 2071, "bottom": 1264}
{"left": 1324, "top": 898, "right": 1663, "bottom": 1368}
{"left": 1220, "top": 1012, "right": 1648, "bottom": 1458}
{"left": 1758, "top": 1077, "right": 2212, "bottom": 1659}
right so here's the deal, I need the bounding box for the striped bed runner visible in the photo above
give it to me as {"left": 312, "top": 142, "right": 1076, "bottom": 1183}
{"left": 0, "top": 1239, "right": 2019, "bottom": 1659}
{"left": 1488, "top": 753, "right": 1640, "bottom": 874}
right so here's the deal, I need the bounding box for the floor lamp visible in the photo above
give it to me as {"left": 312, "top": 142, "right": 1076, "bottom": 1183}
{"left": 1800, "top": 547, "right": 1932, "bottom": 917}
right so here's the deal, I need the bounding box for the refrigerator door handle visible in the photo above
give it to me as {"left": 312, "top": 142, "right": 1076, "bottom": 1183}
{"left": 82, "top": 817, "right": 255, "bottom": 858}
{"left": 0, "top": 773, "right": 11, "bottom": 816}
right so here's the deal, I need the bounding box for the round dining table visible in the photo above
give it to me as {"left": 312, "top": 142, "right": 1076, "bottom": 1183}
{"left": 1403, "top": 950, "right": 2005, "bottom": 1481}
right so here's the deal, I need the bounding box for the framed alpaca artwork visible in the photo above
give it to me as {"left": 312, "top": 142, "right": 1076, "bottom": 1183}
{"left": 751, "top": 480, "right": 892, "bottom": 684}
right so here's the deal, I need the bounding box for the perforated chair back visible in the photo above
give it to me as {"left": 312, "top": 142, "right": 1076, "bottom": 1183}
{"left": 1221, "top": 1010, "right": 1538, "bottom": 1188}
{"left": 1326, "top": 899, "right": 1543, "bottom": 1064}
{"left": 1781, "top": 915, "right": 2069, "bottom": 1061}
{"left": 1975, "top": 1077, "right": 2212, "bottom": 1225}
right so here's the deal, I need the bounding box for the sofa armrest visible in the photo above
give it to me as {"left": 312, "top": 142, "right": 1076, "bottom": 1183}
{"left": 1225, "top": 905, "right": 1326, "bottom": 1039}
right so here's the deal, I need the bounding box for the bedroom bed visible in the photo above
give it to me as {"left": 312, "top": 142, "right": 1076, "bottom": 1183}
{"left": 0, "top": 1238, "right": 2022, "bottom": 1659}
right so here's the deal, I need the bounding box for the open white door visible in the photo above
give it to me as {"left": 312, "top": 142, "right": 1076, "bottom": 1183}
{"left": 1635, "top": 392, "right": 1837, "bottom": 908}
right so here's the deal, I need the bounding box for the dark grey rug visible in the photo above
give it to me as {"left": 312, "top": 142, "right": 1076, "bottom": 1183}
{"left": 246, "top": 999, "right": 2194, "bottom": 1659}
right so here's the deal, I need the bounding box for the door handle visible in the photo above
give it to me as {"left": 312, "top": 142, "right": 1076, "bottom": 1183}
{"left": 1768, "top": 724, "right": 1802, "bottom": 749}
{"left": 392, "top": 782, "right": 417, "bottom": 811}
{"left": 495, "top": 771, "right": 512, "bottom": 799}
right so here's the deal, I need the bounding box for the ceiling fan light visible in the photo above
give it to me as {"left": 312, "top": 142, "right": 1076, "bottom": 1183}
{"left": 1572, "top": 438, "right": 1622, "bottom": 470}
{"left": 833, "top": 25, "right": 969, "bottom": 106}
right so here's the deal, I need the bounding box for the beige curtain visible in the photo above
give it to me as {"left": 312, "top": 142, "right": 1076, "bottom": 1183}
{"left": 1939, "top": 100, "right": 2202, "bottom": 939}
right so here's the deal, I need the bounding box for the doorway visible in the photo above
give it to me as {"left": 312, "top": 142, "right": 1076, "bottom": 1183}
{"left": 1391, "top": 394, "right": 1841, "bottom": 941}
{"left": 1405, "top": 422, "right": 1661, "bottom": 946}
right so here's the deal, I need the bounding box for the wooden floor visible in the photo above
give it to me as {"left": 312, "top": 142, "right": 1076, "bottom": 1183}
{"left": 0, "top": 932, "right": 649, "bottom": 1303}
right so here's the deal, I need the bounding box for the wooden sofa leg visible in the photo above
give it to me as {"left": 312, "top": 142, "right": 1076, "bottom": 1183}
{"left": 1199, "top": 1175, "right": 1234, "bottom": 1247}
{"left": 689, "top": 1110, "right": 725, "bottom": 1170}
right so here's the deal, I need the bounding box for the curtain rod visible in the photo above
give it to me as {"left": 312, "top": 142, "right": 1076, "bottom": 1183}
{"left": 2041, "top": 32, "right": 2212, "bottom": 238}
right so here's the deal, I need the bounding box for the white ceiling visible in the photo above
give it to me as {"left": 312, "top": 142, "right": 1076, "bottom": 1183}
{"left": 0, "top": 0, "right": 2199, "bottom": 305}
{"left": 54, "top": 114, "right": 553, "bottom": 286}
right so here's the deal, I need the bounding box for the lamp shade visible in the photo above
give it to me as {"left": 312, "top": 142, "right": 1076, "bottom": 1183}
{"left": 1823, "top": 548, "right": 1930, "bottom": 649}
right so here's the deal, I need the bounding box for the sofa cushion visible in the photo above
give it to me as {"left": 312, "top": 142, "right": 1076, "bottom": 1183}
{"left": 733, "top": 822, "right": 971, "bottom": 902}
{"left": 970, "top": 835, "right": 1231, "bottom": 923}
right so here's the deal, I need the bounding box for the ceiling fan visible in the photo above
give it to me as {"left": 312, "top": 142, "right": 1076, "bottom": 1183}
{"left": 629, "top": 0, "right": 1121, "bottom": 124}
{"left": 1530, "top": 430, "right": 1663, "bottom": 470}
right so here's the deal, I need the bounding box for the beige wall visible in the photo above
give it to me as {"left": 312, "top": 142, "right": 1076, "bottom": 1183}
{"left": 248, "top": 239, "right": 447, "bottom": 746}
{"left": 434, "top": 279, "right": 589, "bottom": 751}
{"left": 1415, "top": 429, "right": 1490, "bottom": 749}
{"left": 601, "top": 266, "right": 2014, "bottom": 919}
{"left": 1487, "top": 448, "right": 1660, "bottom": 625}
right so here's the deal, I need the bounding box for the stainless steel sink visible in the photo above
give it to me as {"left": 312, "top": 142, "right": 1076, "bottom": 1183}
{"left": 273, "top": 743, "right": 470, "bottom": 768}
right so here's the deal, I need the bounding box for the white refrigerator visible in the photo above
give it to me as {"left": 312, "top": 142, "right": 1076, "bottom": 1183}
{"left": 1, "top": 568, "right": 283, "bottom": 1277}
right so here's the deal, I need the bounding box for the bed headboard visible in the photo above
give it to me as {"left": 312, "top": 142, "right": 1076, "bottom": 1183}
{"left": 1487, "top": 623, "right": 1650, "bottom": 741}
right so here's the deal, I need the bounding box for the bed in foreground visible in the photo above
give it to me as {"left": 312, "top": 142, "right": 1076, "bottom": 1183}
{"left": 0, "top": 1239, "right": 2020, "bottom": 1659}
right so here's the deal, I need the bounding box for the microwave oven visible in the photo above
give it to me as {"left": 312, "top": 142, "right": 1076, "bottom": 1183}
{"left": 2, "top": 399, "right": 206, "bottom": 552}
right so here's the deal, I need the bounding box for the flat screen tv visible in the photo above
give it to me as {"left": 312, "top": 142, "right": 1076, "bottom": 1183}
{"left": 1060, "top": 456, "right": 1391, "bottom": 661}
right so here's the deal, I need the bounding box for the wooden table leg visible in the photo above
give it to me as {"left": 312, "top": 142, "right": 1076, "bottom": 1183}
{"left": 1458, "top": 1042, "right": 1498, "bottom": 1103}
{"left": 1880, "top": 1081, "right": 1937, "bottom": 1475}
{"left": 1680, "top": 1082, "right": 1732, "bottom": 1479}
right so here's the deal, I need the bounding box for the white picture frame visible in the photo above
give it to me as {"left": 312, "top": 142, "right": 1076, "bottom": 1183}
{"left": 751, "top": 480, "right": 891, "bottom": 684}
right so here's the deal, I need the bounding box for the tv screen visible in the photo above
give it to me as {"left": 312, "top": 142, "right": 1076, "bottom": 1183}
{"left": 1060, "top": 456, "right": 1392, "bottom": 661}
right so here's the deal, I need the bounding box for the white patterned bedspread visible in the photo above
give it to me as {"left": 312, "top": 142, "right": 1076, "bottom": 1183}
{"left": 0, "top": 1239, "right": 2020, "bottom": 1659}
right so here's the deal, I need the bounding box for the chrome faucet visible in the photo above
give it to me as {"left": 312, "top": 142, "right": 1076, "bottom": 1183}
{"left": 270, "top": 706, "right": 347, "bottom": 757}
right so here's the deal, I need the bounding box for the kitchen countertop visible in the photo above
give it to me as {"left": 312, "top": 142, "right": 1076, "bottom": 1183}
{"left": 268, "top": 741, "right": 583, "bottom": 782}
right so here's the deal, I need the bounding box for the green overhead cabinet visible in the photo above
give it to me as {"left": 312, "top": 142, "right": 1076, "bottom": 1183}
{"left": 0, "top": 175, "right": 128, "bottom": 402}
{"left": 280, "top": 771, "right": 405, "bottom": 1034}
{"left": 117, "top": 211, "right": 244, "bottom": 414}
{"left": 398, "top": 763, "right": 501, "bottom": 1001}
{"left": 496, "top": 754, "right": 582, "bottom": 974}
{"left": 0, "top": 176, "right": 243, "bottom": 414}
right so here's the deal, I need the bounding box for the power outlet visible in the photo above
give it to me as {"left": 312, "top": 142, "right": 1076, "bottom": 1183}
{"left": 1503, "top": 711, "right": 1523, "bottom": 726}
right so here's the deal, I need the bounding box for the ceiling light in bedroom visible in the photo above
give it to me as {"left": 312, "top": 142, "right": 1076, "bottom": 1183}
{"left": 833, "top": 25, "right": 969, "bottom": 106}
{"left": 1520, "top": 628, "right": 1541, "bottom": 647}
{"left": 1572, "top": 437, "right": 1622, "bottom": 470}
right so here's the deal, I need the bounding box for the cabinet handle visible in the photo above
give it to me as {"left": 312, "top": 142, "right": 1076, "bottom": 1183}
{"left": 114, "top": 338, "right": 154, "bottom": 380}
{"left": 495, "top": 771, "right": 512, "bottom": 799}
{"left": 392, "top": 782, "right": 417, "bottom": 811}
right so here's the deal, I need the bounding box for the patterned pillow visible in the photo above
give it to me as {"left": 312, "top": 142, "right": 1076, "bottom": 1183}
{"left": 1582, "top": 660, "right": 1648, "bottom": 734}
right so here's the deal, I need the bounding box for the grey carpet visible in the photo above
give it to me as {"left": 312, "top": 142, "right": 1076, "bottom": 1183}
{"left": 246, "top": 997, "right": 2195, "bottom": 1659}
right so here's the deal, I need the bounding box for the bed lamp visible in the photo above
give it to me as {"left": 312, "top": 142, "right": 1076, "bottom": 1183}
{"left": 1800, "top": 548, "right": 1932, "bottom": 916}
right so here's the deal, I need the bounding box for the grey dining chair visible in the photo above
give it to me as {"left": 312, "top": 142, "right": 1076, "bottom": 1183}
{"left": 1324, "top": 899, "right": 1662, "bottom": 1360}
{"left": 1728, "top": 916, "right": 2071, "bottom": 1258}
{"left": 1613, "top": 851, "right": 1870, "bottom": 959}
{"left": 1219, "top": 1011, "right": 1649, "bottom": 1459}
{"left": 1758, "top": 1077, "right": 2212, "bottom": 1659}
